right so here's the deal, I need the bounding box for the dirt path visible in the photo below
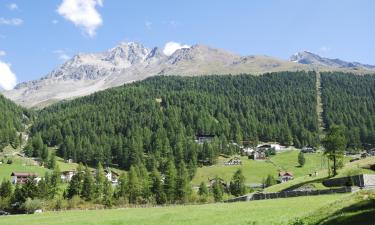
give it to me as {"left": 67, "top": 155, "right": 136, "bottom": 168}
{"left": 316, "top": 71, "right": 325, "bottom": 136}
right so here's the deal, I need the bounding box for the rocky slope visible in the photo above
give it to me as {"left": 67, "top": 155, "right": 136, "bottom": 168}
{"left": 2, "top": 43, "right": 375, "bottom": 108}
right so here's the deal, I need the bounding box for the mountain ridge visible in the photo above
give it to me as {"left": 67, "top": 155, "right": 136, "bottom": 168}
{"left": 2, "top": 42, "right": 375, "bottom": 108}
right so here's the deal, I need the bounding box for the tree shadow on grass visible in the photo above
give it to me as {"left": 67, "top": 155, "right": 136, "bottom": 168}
{"left": 318, "top": 199, "right": 375, "bottom": 225}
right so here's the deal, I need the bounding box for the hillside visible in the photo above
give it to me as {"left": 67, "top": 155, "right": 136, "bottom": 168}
{"left": 29, "top": 72, "right": 319, "bottom": 172}
{"left": 321, "top": 72, "right": 375, "bottom": 148}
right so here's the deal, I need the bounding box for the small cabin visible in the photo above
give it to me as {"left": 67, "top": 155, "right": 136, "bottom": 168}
{"left": 278, "top": 171, "right": 294, "bottom": 183}
{"left": 224, "top": 157, "right": 242, "bottom": 166}
{"left": 208, "top": 178, "right": 228, "bottom": 190}
{"left": 11, "top": 172, "right": 40, "bottom": 184}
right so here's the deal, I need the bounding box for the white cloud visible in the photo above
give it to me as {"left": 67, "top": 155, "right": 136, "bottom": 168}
{"left": 0, "top": 61, "right": 17, "bottom": 90}
{"left": 145, "top": 21, "right": 152, "bottom": 30}
{"left": 0, "top": 51, "right": 6, "bottom": 56}
{"left": 7, "top": 3, "right": 18, "bottom": 10}
{"left": 319, "top": 46, "right": 330, "bottom": 53}
{"left": 57, "top": 0, "right": 103, "bottom": 37}
{"left": 53, "top": 50, "right": 70, "bottom": 61}
{"left": 163, "top": 42, "right": 190, "bottom": 56}
{"left": 0, "top": 17, "right": 23, "bottom": 26}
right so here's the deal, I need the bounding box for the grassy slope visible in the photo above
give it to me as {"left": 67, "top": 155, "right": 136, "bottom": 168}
{"left": 0, "top": 194, "right": 348, "bottom": 225}
{"left": 296, "top": 191, "right": 375, "bottom": 225}
{"left": 192, "top": 150, "right": 324, "bottom": 185}
{"left": 265, "top": 156, "right": 375, "bottom": 193}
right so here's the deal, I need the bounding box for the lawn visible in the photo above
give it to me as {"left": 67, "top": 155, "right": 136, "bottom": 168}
{"left": 192, "top": 150, "right": 325, "bottom": 185}
{"left": 0, "top": 194, "right": 348, "bottom": 225}
{"left": 0, "top": 156, "right": 49, "bottom": 182}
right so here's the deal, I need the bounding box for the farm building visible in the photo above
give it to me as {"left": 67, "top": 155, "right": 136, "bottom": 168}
{"left": 250, "top": 151, "right": 267, "bottom": 160}
{"left": 195, "top": 134, "right": 215, "bottom": 144}
{"left": 278, "top": 171, "right": 294, "bottom": 183}
{"left": 225, "top": 157, "right": 242, "bottom": 165}
{"left": 11, "top": 172, "right": 41, "bottom": 184}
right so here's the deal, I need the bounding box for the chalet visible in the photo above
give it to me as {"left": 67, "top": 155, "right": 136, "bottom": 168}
{"left": 224, "top": 157, "right": 242, "bottom": 166}
{"left": 257, "top": 143, "right": 286, "bottom": 152}
{"left": 241, "top": 147, "right": 255, "bottom": 156}
{"left": 11, "top": 172, "right": 41, "bottom": 184}
{"left": 195, "top": 134, "right": 215, "bottom": 144}
{"left": 249, "top": 151, "right": 266, "bottom": 160}
{"left": 301, "top": 146, "right": 315, "bottom": 153}
{"left": 278, "top": 171, "right": 294, "bottom": 183}
{"left": 104, "top": 168, "right": 120, "bottom": 185}
{"left": 61, "top": 171, "right": 76, "bottom": 182}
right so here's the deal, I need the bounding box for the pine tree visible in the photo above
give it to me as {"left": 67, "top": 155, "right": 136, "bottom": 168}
{"left": 81, "top": 166, "right": 94, "bottom": 201}
{"left": 49, "top": 165, "right": 62, "bottom": 198}
{"left": 298, "top": 151, "right": 306, "bottom": 167}
{"left": 127, "top": 166, "right": 140, "bottom": 204}
{"left": 0, "top": 179, "right": 12, "bottom": 198}
{"left": 212, "top": 177, "right": 224, "bottom": 202}
{"left": 150, "top": 168, "right": 166, "bottom": 204}
{"left": 94, "top": 162, "right": 106, "bottom": 200}
{"left": 198, "top": 182, "right": 208, "bottom": 196}
{"left": 175, "top": 162, "right": 191, "bottom": 203}
{"left": 229, "top": 169, "right": 246, "bottom": 197}
{"left": 322, "top": 125, "right": 347, "bottom": 176}
{"left": 67, "top": 164, "right": 84, "bottom": 198}
{"left": 116, "top": 173, "right": 127, "bottom": 199}
{"left": 164, "top": 160, "right": 177, "bottom": 203}
{"left": 103, "top": 179, "right": 113, "bottom": 207}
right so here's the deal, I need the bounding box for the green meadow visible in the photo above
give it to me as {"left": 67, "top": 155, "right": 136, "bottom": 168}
{"left": 0, "top": 194, "right": 348, "bottom": 225}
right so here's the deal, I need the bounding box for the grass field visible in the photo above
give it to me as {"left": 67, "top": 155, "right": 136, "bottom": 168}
{"left": 0, "top": 194, "right": 348, "bottom": 225}
{"left": 0, "top": 156, "right": 49, "bottom": 182}
{"left": 192, "top": 150, "right": 325, "bottom": 185}
{"left": 297, "top": 191, "right": 375, "bottom": 225}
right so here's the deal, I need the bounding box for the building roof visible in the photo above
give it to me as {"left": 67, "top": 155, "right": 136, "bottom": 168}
{"left": 11, "top": 172, "right": 39, "bottom": 177}
{"left": 278, "top": 171, "right": 293, "bottom": 177}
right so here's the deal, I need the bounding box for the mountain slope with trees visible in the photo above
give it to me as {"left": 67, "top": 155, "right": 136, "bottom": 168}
{"left": 321, "top": 72, "right": 375, "bottom": 150}
{"left": 29, "top": 72, "right": 319, "bottom": 172}
{"left": 0, "top": 94, "right": 28, "bottom": 150}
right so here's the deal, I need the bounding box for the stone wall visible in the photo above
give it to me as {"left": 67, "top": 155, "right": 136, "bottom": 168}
{"left": 323, "top": 174, "right": 375, "bottom": 187}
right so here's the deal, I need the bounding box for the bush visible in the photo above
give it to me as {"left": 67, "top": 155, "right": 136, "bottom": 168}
{"left": 6, "top": 159, "right": 12, "bottom": 164}
{"left": 22, "top": 198, "right": 43, "bottom": 214}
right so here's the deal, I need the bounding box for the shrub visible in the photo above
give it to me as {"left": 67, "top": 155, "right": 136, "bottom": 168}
{"left": 22, "top": 198, "right": 43, "bottom": 214}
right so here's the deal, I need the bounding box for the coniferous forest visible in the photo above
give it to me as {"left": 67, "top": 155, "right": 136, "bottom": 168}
{"left": 321, "top": 72, "right": 375, "bottom": 150}
{"left": 29, "top": 72, "right": 319, "bottom": 170}
{"left": 0, "top": 94, "right": 28, "bottom": 150}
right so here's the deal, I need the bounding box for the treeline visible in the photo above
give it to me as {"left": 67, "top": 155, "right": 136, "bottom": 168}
{"left": 29, "top": 72, "right": 319, "bottom": 171}
{"left": 321, "top": 72, "right": 375, "bottom": 150}
{"left": 0, "top": 162, "right": 247, "bottom": 213}
{"left": 0, "top": 94, "right": 28, "bottom": 150}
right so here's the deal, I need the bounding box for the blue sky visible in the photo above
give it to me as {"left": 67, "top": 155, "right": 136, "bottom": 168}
{"left": 0, "top": 0, "right": 374, "bottom": 88}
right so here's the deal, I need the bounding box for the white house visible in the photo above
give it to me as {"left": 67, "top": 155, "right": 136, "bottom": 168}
{"left": 278, "top": 171, "right": 294, "bottom": 183}
{"left": 61, "top": 171, "right": 76, "bottom": 182}
{"left": 11, "top": 172, "right": 40, "bottom": 184}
